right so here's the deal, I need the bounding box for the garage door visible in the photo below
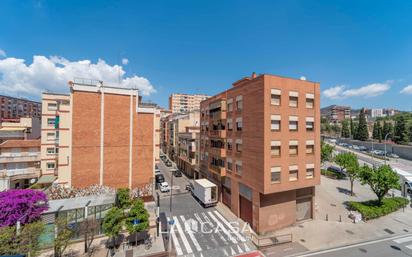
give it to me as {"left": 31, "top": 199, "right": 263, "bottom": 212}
{"left": 296, "top": 197, "right": 312, "bottom": 221}
{"left": 222, "top": 186, "right": 231, "bottom": 207}
{"left": 239, "top": 195, "right": 253, "bottom": 225}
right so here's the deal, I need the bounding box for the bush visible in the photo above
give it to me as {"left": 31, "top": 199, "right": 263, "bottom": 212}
{"left": 321, "top": 169, "right": 346, "bottom": 180}
{"left": 116, "top": 188, "right": 131, "bottom": 209}
{"left": 347, "top": 197, "right": 409, "bottom": 220}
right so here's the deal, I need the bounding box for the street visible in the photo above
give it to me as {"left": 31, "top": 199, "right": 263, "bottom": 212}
{"left": 299, "top": 233, "right": 412, "bottom": 257}
{"left": 156, "top": 155, "right": 256, "bottom": 257}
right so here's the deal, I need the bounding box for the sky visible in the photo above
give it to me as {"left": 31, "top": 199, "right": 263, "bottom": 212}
{"left": 1, "top": 0, "right": 412, "bottom": 110}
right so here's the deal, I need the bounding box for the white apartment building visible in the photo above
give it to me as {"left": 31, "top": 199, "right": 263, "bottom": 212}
{"left": 169, "top": 93, "right": 209, "bottom": 113}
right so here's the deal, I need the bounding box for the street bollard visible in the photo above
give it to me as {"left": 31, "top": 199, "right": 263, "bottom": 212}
{"left": 326, "top": 214, "right": 328, "bottom": 221}
{"left": 339, "top": 215, "right": 342, "bottom": 222}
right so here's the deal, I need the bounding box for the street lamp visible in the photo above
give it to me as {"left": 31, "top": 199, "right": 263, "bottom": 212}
{"left": 371, "top": 139, "right": 375, "bottom": 168}
{"left": 384, "top": 133, "right": 391, "bottom": 165}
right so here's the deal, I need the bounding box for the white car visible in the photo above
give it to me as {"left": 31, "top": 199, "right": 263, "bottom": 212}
{"left": 160, "top": 182, "right": 170, "bottom": 193}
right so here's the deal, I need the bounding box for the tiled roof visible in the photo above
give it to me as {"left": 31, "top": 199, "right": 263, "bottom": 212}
{"left": 0, "top": 139, "right": 41, "bottom": 148}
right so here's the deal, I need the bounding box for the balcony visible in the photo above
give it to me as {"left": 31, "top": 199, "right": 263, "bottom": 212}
{"left": 209, "top": 164, "right": 225, "bottom": 175}
{"left": 0, "top": 153, "right": 40, "bottom": 164}
{"left": 0, "top": 167, "right": 39, "bottom": 179}
{"left": 209, "top": 130, "right": 226, "bottom": 138}
{"left": 209, "top": 147, "right": 226, "bottom": 157}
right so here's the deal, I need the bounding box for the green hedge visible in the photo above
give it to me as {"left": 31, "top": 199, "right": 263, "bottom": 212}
{"left": 347, "top": 197, "right": 409, "bottom": 220}
{"left": 321, "top": 169, "right": 346, "bottom": 180}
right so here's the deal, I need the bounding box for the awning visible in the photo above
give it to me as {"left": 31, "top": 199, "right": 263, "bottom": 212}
{"left": 37, "top": 174, "right": 57, "bottom": 184}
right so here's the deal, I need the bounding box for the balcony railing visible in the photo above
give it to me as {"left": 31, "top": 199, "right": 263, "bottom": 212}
{"left": 0, "top": 153, "right": 40, "bottom": 163}
{"left": 0, "top": 167, "right": 39, "bottom": 178}
{"left": 209, "top": 147, "right": 226, "bottom": 157}
{"left": 209, "top": 164, "right": 225, "bottom": 175}
{"left": 209, "top": 130, "right": 226, "bottom": 138}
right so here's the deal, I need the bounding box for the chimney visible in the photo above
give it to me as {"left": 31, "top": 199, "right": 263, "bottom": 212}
{"left": 251, "top": 72, "right": 257, "bottom": 79}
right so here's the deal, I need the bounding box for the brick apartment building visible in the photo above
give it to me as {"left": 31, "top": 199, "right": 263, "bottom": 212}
{"left": 40, "top": 80, "right": 157, "bottom": 190}
{"left": 169, "top": 93, "right": 209, "bottom": 113}
{"left": 320, "top": 105, "right": 351, "bottom": 124}
{"left": 0, "top": 95, "right": 41, "bottom": 119}
{"left": 199, "top": 73, "right": 320, "bottom": 234}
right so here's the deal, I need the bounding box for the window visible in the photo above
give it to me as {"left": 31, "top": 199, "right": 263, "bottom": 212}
{"left": 271, "top": 166, "right": 281, "bottom": 183}
{"left": 227, "top": 158, "right": 233, "bottom": 171}
{"left": 235, "top": 161, "right": 242, "bottom": 175}
{"left": 306, "top": 121, "right": 314, "bottom": 131}
{"left": 289, "top": 166, "right": 298, "bottom": 181}
{"left": 236, "top": 140, "right": 242, "bottom": 153}
{"left": 47, "top": 148, "right": 55, "bottom": 154}
{"left": 306, "top": 145, "right": 314, "bottom": 154}
{"left": 227, "top": 120, "right": 233, "bottom": 131}
{"left": 306, "top": 164, "right": 314, "bottom": 179}
{"left": 289, "top": 141, "right": 298, "bottom": 156}
{"left": 271, "top": 115, "right": 281, "bottom": 131}
{"left": 271, "top": 141, "right": 281, "bottom": 157}
{"left": 227, "top": 140, "right": 233, "bottom": 151}
{"left": 271, "top": 89, "right": 281, "bottom": 106}
{"left": 306, "top": 98, "right": 314, "bottom": 108}
{"left": 289, "top": 94, "right": 298, "bottom": 107}
{"left": 289, "top": 121, "right": 298, "bottom": 131}
{"left": 47, "top": 162, "right": 55, "bottom": 169}
{"left": 47, "top": 132, "right": 55, "bottom": 141}
{"left": 236, "top": 96, "right": 243, "bottom": 111}
{"left": 47, "top": 118, "right": 56, "bottom": 126}
{"left": 227, "top": 99, "right": 233, "bottom": 112}
{"left": 48, "top": 103, "right": 57, "bottom": 111}
{"left": 236, "top": 118, "right": 242, "bottom": 131}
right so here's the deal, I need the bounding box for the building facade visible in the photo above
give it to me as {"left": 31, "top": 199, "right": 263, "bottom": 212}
{"left": 177, "top": 126, "right": 200, "bottom": 178}
{"left": 199, "top": 73, "right": 321, "bottom": 234}
{"left": 321, "top": 105, "right": 351, "bottom": 124}
{"left": 0, "top": 95, "right": 41, "bottom": 119}
{"left": 0, "top": 117, "right": 41, "bottom": 143}
{"left": 0, "top": 139, "right": 40, "bottom": 190}
{"left": 40, "top": 93, "right": 71, "bottom": 186}
{"left": 169, "top": 93, "right": 209, "bottom": 113}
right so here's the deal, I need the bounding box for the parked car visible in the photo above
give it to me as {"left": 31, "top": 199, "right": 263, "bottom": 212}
{"left": 173, "top": 169, "right": 183, "bottom": 177}
{"left": 160, "top": 182, "right": 170, "bottom": 193}
{"left": 389, "top": 153, "right": 399, "bottom": 158}
{"left": 327, "top": 165, "right": 346, "bottom": 176}
{"left": 185, "top": 183, "right": 194, "bottom": 192}
{"left": 155, "top": 174, "right": 165, "bottom": 184}
{"left": 358, "top": 146, "right": 368, "bottom": 151}
{"left": 155, "top": 165, "right": 161, "bottom": 174}
{"left": 165, "top": 160, "right": 172, "bottom": 167}
{"left": 352, "top": 145, "right": 360, "bottom": 150}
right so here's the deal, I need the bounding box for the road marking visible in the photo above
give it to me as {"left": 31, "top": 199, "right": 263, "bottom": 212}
{"left": 406, "top": 244, "right": 412, "bottom": 250}
{"left": 230, "top": 246, "right": 237, "bottom": 255}
{"left": 207, "top": 211, "right": 238, "bottom": 244}
{"left": 167, "top": 217, "right": 184, "bottom": 256}
{"left": 214, "top": 210, "right": 247, "bottom": 242}
{"left": 201, "top": 212, "right": 229, "bottom": 244}
{"left": 237, "top": 244, "right": 244, "bottom": 253}
{"left": 179, "top": 215, "right": 202, "bottom": 252}
{"left": 173, "top": 216, "right": 193, "bottom": 254}
{"left": 394, "top": 235, "right": 412, "bottom": 244}
{"left": 244, "top": 242, "right": 251, "bottom": 252}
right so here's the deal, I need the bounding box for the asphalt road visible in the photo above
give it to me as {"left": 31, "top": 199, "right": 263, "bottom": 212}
{"left": 297, "top": 233, "right": 412, "bottom": 257}
{"left": 156, "top": 155, "right": 256, "bottom": 257}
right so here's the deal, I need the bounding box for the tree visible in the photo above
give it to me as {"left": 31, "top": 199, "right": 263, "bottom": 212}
{"left": 350, "top": 118, "right": 355, "bottom": 138}
{"left": 358, "top": 165, "right": 400, "bottom": 205}
{"left": 356, "top": 109, "right": 369, "bottom": 141}
{"left": 116, "top": 188, "right": 132, "bottom": 209}
{"left": 341, "top": 120, "right": 350, "bottom": 138}
{"left": 125, "top": 199, "right": 149, "bottom": 234}
{"left": 335, "top": 152, "right": 360, "bottom": 196}
{"left": 54, "top": 217, "right": 74, "bottom": 257}
{"left": 0, "top": 221, "right": 44, "bottom": 257}
{"left": 0, "top": 189, "right": 48, "bottom": 227}
{"left": 79, "top": 217, "right": 100, "bottom": 255}
{"left": 102, "top": 207, "right": 124, "bottom": 242}
{"left": 372, "top": 121, "right": 383, "bottom": 142}
{"left": 394, "top": 115, "right": 410, "bottom": 144}
{"left": 331, "top": 124, "right": 341, "bottom": 137}
{"left": 321, "top": 141, "right": 334, "bottom": 164}
{"left": 382, "top": 121, "right": 393, "bottom": 139}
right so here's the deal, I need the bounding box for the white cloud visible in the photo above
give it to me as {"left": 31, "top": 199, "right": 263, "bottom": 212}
{"left": 0, "top": 55, "right": 156, "bottom": 98}
{"left": 400, "top": 85, "right": 412, "bottom": 94}
{"left": 121, "top": 58, "right": 129, "bottom": 65}
{"left": 323, "top": 83, "right": 390, "bottom": 99}
{"left": 0, "top": 49, "right": 6, "bottom": 58}
{"left": 323, "top": 85, "right": 344, "bottom": 99}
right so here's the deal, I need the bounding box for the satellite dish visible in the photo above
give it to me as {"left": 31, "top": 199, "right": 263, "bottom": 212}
{"left": 300, "top": 76, "right": 307, "bottom": 81}
{"left": 30, "top": 178, "right": 36, "bottom": 184}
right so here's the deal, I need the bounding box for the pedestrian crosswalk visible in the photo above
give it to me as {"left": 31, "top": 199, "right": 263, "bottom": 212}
{"left": 393, "top": 235, "right": 412, "bottom": 252}
{"left": 166, "top": 210, "right": 255, "bottom": 257}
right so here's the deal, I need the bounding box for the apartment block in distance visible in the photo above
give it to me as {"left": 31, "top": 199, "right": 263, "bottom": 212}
{"left": 169, "top": 93, "right": 209, "bottom": 113}
{"left": 69, "top": 79, "right": 155, "bottom": 189}
{"left": 320, "top": 105, "right": 351, "bottom": 124}
{"left": 0, "top": 95, "right": 41, "bottom": 120}
{"left": 199, "top": 73, "right": 320, "bottom": 234}
{"left": 40, "top": 93, "right": 71, "bottom": 185}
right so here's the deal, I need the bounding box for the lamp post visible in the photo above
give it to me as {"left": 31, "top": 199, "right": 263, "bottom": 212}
{"left": 84, "top": 200, "right": 91, "bottom": 253}
{"left": 384, "top": 133, "right": 391, "bottom": 165}
{"left": 371, "top": 139, "right": 375, "bottom": 168}
{"left": 54, "top": 205, "right": 64, "bottom": 257}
